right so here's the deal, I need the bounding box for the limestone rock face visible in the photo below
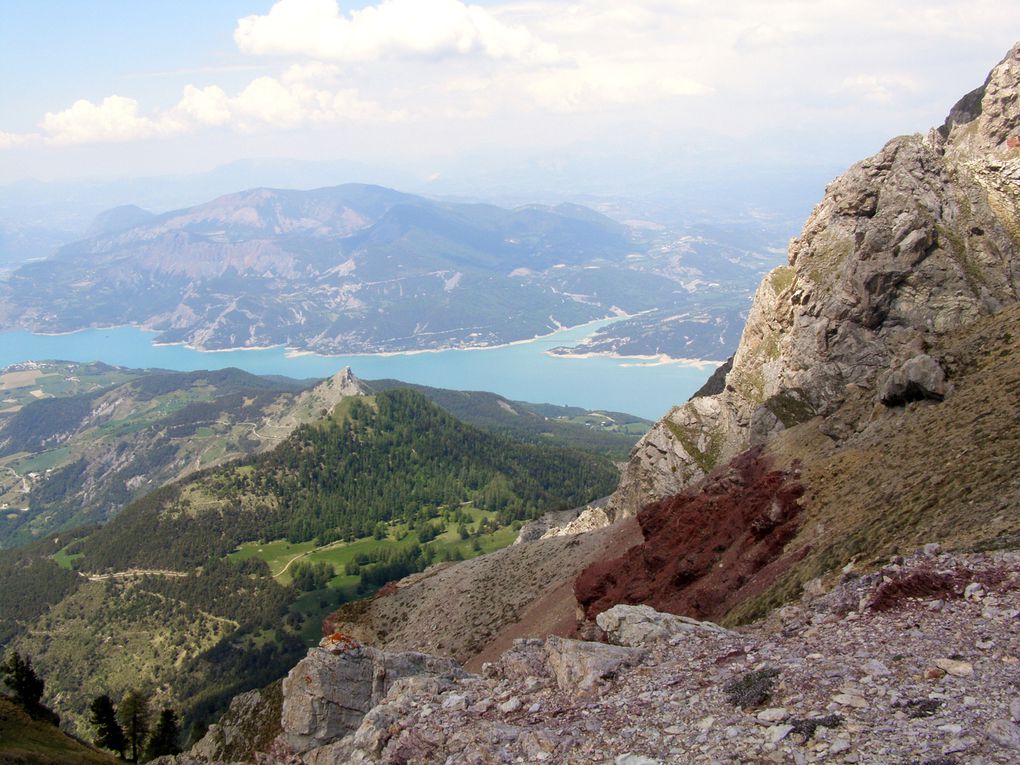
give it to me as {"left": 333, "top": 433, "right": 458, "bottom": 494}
{"left": 280, "top": 639, "right": 465, "bottom": 754}
{"left": 542, "top": 635, "right": 647, "bottom": 693}
{"left": 879, "top": 354, "right": 949, "bottom": 405}
{"left": 605, "top": 42, "right": 1020, "bottom": 519}
{"left": 595, "top": 604, "right": 736, "bottom": 648}
{"left": 188, "top": 682, "right": 282, "bottom": 763}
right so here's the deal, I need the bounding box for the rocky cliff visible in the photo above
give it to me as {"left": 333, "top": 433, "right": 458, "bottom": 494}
{"left": 606, "top": 42, "right": 1020, "bottom": 520}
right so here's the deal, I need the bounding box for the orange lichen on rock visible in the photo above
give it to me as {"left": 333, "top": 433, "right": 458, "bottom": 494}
{"left": 320, "top": 631, "right": 360, "bottom": 653}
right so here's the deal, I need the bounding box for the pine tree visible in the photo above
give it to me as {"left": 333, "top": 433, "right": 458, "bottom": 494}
{"left": 117, "top": 689, "right": 151, "bottom": 763}
{"left": 89, "top": 694, "right": 126, "bottom": 758}
{"left": 145, "top": 708, "right": 181, "bottom": 760}
{"left": 0, "top": 651, "right": 44, "bottom": 710}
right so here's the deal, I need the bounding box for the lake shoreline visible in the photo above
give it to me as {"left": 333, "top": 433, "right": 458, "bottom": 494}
{"left": 0, "top": 324, "right": 719, "bottom": 420}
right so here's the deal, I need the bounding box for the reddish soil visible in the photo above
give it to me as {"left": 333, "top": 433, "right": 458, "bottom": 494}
{"left": 575, "top": 448, "right": 806, "bottom": 622}
{"left": 866, "top": 564, "right": 1008, "bottom": 612}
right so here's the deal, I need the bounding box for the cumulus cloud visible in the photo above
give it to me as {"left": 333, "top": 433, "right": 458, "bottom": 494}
{"left": 225, "top": 67, "right": 398, "bottom": 129}
{"left": 840, "top": 74, "right": 919, "bottom": 103}
{"left": 234, "top": 0, "right": 559, "bottom": 64}
{"left": 40, "top": 95, "right": 185, "bottom": 145}
{"left": 176, "top": 85, "right": 232, "bottom": 127}
{"left": 20, "top": 67, "right": 399, "bottom": 148}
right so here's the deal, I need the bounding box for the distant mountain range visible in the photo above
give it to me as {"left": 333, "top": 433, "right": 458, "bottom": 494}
{"left": 0, "top": 183, "right": 783, "bottom": 358}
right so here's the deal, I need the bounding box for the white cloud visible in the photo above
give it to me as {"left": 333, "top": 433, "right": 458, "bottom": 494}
{"left": 224, "top": 65, "right": 401, "bottom": 129}
{"left": 176, "top": 85, "right": 232, "bottom": 127}
{"left": 0, "top": 131, "right": 39, "bottom": 149}
{"left": 234, "top": 0, "right": 559, "bottom": 64}
{"left": 40, "top": 95, "right": 185, "bottom": 145}
{"left": 16, "top": 67, "right": 399, "bottom": 149}
{"left": 523, "top": 60, "right": 710, "bottom": 114}
{"left": 840, "top": 74, "right": 919, "bottom": 103}
{"left": 3, "top": 0, "right": 1020, "bottom": 163}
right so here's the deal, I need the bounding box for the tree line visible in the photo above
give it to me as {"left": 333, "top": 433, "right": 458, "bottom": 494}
{"left": 77, "top": 389, "right": 618, "bottom": 572}
{"left": 2, "top": 650, "right": 180, "bottom": 762}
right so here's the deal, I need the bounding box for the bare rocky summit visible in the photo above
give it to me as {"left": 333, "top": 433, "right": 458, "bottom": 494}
{"left": 605, "top": 41, "right": 1020, "bottom": 521}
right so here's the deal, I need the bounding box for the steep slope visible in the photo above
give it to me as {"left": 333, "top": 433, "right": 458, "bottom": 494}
{"left": 320, "top": 41, "right": 1020, "bottom": 678}
{"left": 266, "top": 550, "right": 1020, "bottom": 765}
{"left": 573, "top": 44, "right": 1020, "bottom": 627}
{"left": 0, "top": 696, "right": 118, "bottom": 765}
{"left": 325, "top": 517, "right": 642, "bottom": 669}
{"left": 605, "top": 41, "right": 1020, "bottom": 520}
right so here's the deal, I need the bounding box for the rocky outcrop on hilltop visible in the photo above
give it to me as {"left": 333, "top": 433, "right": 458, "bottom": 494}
{"left": 605, "top": 42, "right": 1020, "bottom": 520}
{"left": 253, "top": 367, "right": 370, "bottom": 443}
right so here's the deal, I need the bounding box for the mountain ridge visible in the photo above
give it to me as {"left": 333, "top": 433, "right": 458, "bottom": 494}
{"left": 0, "top": 183, "right": 782, "bottom": 359}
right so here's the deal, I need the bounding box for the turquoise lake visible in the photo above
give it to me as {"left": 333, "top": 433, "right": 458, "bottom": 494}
{"left": 0, "top": 322, "right": 719, "bottom": 420}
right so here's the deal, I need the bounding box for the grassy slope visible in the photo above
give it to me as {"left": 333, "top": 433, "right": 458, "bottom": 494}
{"left": 0, "top": 696, "right": 118, "bottom": 765}
{"left": 728, "top": 303, "right": 1020, "bottom": 623}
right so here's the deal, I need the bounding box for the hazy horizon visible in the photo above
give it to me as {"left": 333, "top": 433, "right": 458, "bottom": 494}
{"left": 3, "top": 1, "right": 1018, "bottom": 198}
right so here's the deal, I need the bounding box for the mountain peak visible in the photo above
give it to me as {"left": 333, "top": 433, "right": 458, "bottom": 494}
{"left": 604, "top": 39, "right": 1020, "bottom": 519}
{"left": 323, "top": 366, "right": 368, "bottom": 398}
{"left": 939, "top": 40, "right": 1020, "bottom": 155}
{"left": 85, "top": 204, "right": 155, "bottom": 237}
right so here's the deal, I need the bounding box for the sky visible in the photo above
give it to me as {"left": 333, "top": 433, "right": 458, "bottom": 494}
{"left": 1, "top": 0, "right": 1019, "bottom": 193}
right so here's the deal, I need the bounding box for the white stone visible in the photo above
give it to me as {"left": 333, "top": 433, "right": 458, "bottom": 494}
{"left": 768, "top": 724, "right": 795, "bottom": 743}
{"left": 829, "top": 738, "right": 852, "bottom": 754}
{"left": 832, "top": 694, "right": 868, "bottom": 709}
{"left": 757, "top": 708, "right": 789, "bottom": 723}
{"left": 964, "top": 582, "right": 986, "bottom": 599}
{"left": 498, "top": 697, "right": 522, "bottom": 713}
{"left": 934, "top": 658, "right": 974, "bottom": 677}
{"left": 615, "top": 755, "right": 662, "bottom": 765}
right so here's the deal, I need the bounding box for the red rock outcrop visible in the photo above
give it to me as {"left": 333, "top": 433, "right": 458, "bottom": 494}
{"left": 575, "top": 448, "right": 806, "bottom": 622}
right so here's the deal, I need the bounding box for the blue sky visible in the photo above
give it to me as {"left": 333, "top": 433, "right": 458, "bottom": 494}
{"left": 2, "top": 1, "right": 1018, "bottom": 190}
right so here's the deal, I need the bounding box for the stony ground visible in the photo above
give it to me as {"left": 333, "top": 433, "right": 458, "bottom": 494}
{"left": 328, "top": 518, "right": 642, "bottom": 669}
{"left": 328, "top": 547, "right": 1020, "bottom": 765}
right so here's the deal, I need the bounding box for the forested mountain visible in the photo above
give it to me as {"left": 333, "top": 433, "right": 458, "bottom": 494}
{"left": 364, "top": 378, "right": 650, "bottom": 458}
{"left": 78, "top": 389, "right": 618, "bottom": 572}
{"left": 0, "top": 362, "right": 643, "bottom": 548}
{"left": 0, "top": 386, "right": 619, "bottom": 737}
